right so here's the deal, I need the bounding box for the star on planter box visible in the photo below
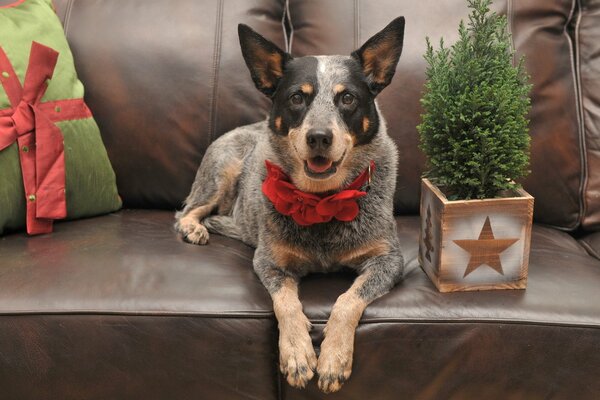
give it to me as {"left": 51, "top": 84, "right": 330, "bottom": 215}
{"left": 453, "top": 217, "right": 519, "bottom": 278}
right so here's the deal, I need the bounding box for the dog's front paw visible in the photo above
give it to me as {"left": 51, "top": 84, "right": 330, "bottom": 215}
{"left": 177, "top": 217, "right": 209, "bottom": 245}
{"left": 317, "top": 328, "right": 354, "bottom": 393}
{"left": 279, "top": 327, "right": 317, "bottom": 388}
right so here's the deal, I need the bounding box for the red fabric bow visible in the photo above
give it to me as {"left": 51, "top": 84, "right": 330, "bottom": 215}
{"left": 0, "top": 42, "right": 91, "bottom": 235}
{"left": 262, "top": 160, "right": 375, "bottom": 226}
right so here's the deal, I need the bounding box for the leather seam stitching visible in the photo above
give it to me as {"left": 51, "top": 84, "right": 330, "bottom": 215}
{"left": 508, "top": 0, "right": 519, "bottom": 197}
{"left": 508, "top": 0, "right": 514, "bottom": 61}
{"left": 0, "top": 311, "right": 274, "bottom": 318}
{"left": 207, "top": 0, "right": 224, "bottom": 145}
{"left": 311, "top": 319, "right": 600, "bottom": 329}
{"left": 566, "top": 0, "right": 586, "bottom": 230}
{"left": 62, "top": 0, "right": 74, "bottom": 35}
{"left": 572, "top": 0, "right": 588, "bottom": 229}
{"left": 579, "top": 238, "right": 600, "bottom": 259}
{"left": 354, "top": 0, "right": 359, "bottom": 49}
{"left": 1, "top": 312, "right": 598, "bottom": 329}
{"left": 283, "top": 0, "right": 293, "bottom": 54}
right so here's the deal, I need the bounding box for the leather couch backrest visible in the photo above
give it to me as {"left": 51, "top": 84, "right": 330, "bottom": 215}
{"left": 52, "top": 0, "right": 285, "bottom": 209}
{"left": 576, "top": 0, "right": 600, "bottom": 230}
{"left": 287, "top": 0, "right": 583, "bottom": 230}
{"left": 45, "top": 0, "right": 592, "bottom": 230}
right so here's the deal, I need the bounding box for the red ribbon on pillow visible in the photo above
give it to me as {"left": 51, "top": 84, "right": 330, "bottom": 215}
{"left": 0, "top": 42, "right": 92, "bottom": 235}
{"left": 262, "top": 160, "right": 375, "bottom": 226}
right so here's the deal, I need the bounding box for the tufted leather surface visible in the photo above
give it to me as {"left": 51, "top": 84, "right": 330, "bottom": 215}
{"left": 1, "top": 211, "right": 598, "bottom": 327}
{"left": 47, "top": 0, "right": 585, "bottom": 230}
{"left": 287, "top": 0, "right": 584, "bottom": 230}
{"left": 301, "top": 217, "right": 600, "bottom": 327}
{"left": 1, "top": 211, "right": 600, "bottom": 398}
{"left": 51, "top": 0, "right": 286, "bottom": 209}
{"left": 1, "top": 0, "right": 600, "bottom": 398}
{"left": 0, "top": 210, "right": 269, "bottom": 315}
{"left": 285, "top": 322, "right": 600, "bottom": 399}
{"left": 0, "top": 315, "right": 279, "bottom": 400}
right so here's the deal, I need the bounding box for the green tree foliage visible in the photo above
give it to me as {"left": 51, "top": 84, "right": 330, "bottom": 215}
{"left": 417, "top": 0, "right": 532, "bottom": 200}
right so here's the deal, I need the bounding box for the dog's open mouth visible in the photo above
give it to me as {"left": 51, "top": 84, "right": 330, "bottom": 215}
{"left": 304, "top": 153, "right": 345, "bottom": 179}
{"left": 307, "top": 156, "right": 333, "bottom": 173}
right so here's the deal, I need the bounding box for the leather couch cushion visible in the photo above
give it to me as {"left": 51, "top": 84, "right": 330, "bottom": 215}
{"left": 300, "top": 217, "right": 600, "bottom": 326}
{"left": 287, "top": 0, "right": 583, "bottom": 229}
{"left": 287, "top": 217, "right": 600, "bottom": 398}
{"left": 51, "top": 0, "right": 286, "bottom": 209}
{"left": 286, "top": 322, "right": 600, "bottom": 399}
{"left": 0, "top": 210, "right": 270, "bottom": 315}
{"left": 576, "top": 0, "right": 600, "bottom": 230}
{"left": 3, "top": 212, "right": 597, "bottom": 325}
{"left": 0, "top": 210, "right": 277, "bottom": 399}
{"left": 0, "top": 315, "right": 278, "bottom": 400}
{"left": 2, "top": 212, "right": 600, "bottom": 398}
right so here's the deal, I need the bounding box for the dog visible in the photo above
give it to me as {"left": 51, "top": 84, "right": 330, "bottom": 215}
{"left": 175, "top": 17, "right": 405, "bottom": 393}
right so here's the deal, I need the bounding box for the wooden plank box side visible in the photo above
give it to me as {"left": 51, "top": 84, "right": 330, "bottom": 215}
{"left": 419, "top": 178, "right": 534, "bottom": 293}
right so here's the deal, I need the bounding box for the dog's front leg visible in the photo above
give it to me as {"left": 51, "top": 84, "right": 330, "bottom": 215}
{"left": 317, "top": 247, "right": 404, "bottom": 393}
{"left": 253, "top": 252, "right": 317, "bottom": 388}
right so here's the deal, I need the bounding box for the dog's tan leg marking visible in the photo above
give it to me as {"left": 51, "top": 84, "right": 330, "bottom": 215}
{"left": 271, "top": 240, "right": 312, "bottom": 268}
{"left": 215, "top": 159, "right": 242, "bottom": 214}
{"left": 179, "top": 159, "right": 242, "bottom": 244}
{"left": 178, "top": 204, "right": 215, "bottom": 245}
{"left": 317, "top": 273, "right": 369, "bottom": 393}
{"left": 337, "top": 239, "right": 390, "bottom": 266}
{"left": 273, "top": 278, "right": 318, "bottom": 388}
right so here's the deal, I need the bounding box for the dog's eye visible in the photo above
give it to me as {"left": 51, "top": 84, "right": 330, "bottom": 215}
{"left": 290, "top": 93, "right": 304, "bottom": 106}
{"left": 341, "top": 93, "right": 355, "bottom": 105}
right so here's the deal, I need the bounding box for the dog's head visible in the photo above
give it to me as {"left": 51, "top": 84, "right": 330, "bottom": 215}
{"left": 239, "top": 17, "right": 404, "bottom": 192}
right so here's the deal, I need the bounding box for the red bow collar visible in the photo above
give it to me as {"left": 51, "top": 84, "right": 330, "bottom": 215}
{"left": 262, "top": 160, "right": 375, "bottom": 226}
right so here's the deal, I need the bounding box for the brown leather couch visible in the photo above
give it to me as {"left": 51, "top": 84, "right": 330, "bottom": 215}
{"left": 1, "top": 0, "right": 600, "bottom": 399}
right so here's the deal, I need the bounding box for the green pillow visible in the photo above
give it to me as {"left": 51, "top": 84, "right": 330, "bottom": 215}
{"left": 0, "top": 0, "right": 121, "bottom": 235}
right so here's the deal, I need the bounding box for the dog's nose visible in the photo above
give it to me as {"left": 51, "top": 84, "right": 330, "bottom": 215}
{"left": 306, "top": 129, "right": 333, "bottom": 151}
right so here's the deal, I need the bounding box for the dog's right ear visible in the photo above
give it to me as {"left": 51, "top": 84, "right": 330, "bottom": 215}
{"left": 351, "top": 17, "right": 405, "bottom": 95}
{"left": 239, "top": 24, "right": 291, "bottom": 97}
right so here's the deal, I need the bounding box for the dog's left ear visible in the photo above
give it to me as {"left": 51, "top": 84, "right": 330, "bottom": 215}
{"left": 239, "top": 24, "right": 292, "bottom": 97}
{"left": 351, "top": 17, "right": 405, "bottom": 95}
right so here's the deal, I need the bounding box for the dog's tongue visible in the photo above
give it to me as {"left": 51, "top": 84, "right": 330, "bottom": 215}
{"left": 307, "top": 157, "right": 333, "bottom": 173}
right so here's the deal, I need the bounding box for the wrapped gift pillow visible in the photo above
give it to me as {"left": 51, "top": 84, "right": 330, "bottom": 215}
{"left": 0, "top": 0, "right": 122, "bottom": 235}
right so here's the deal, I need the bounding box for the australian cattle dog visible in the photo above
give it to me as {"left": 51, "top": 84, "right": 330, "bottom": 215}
{"left": 175, "top": 17, "right": 406, "bottom": 393}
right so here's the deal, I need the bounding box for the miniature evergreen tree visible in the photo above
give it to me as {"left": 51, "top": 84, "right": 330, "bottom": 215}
{"left": 417, "top": 0, "right": 532, "bottom": 200}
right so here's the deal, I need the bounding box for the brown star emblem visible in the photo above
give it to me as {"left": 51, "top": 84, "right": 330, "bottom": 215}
{"left": 453, "top": 217, "right": 519, "bottom": 278}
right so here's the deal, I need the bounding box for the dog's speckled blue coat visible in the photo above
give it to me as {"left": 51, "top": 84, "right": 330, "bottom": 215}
{"left": 175, "top": 17, "right": 406, "bottom": 394}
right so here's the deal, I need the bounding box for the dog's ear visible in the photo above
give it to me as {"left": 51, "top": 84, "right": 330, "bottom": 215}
{"left": 351, "top": 17, "right": 405, "bottom": 95}
{"left": 239, "top": 24, "right": 291, "bottom": 97}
